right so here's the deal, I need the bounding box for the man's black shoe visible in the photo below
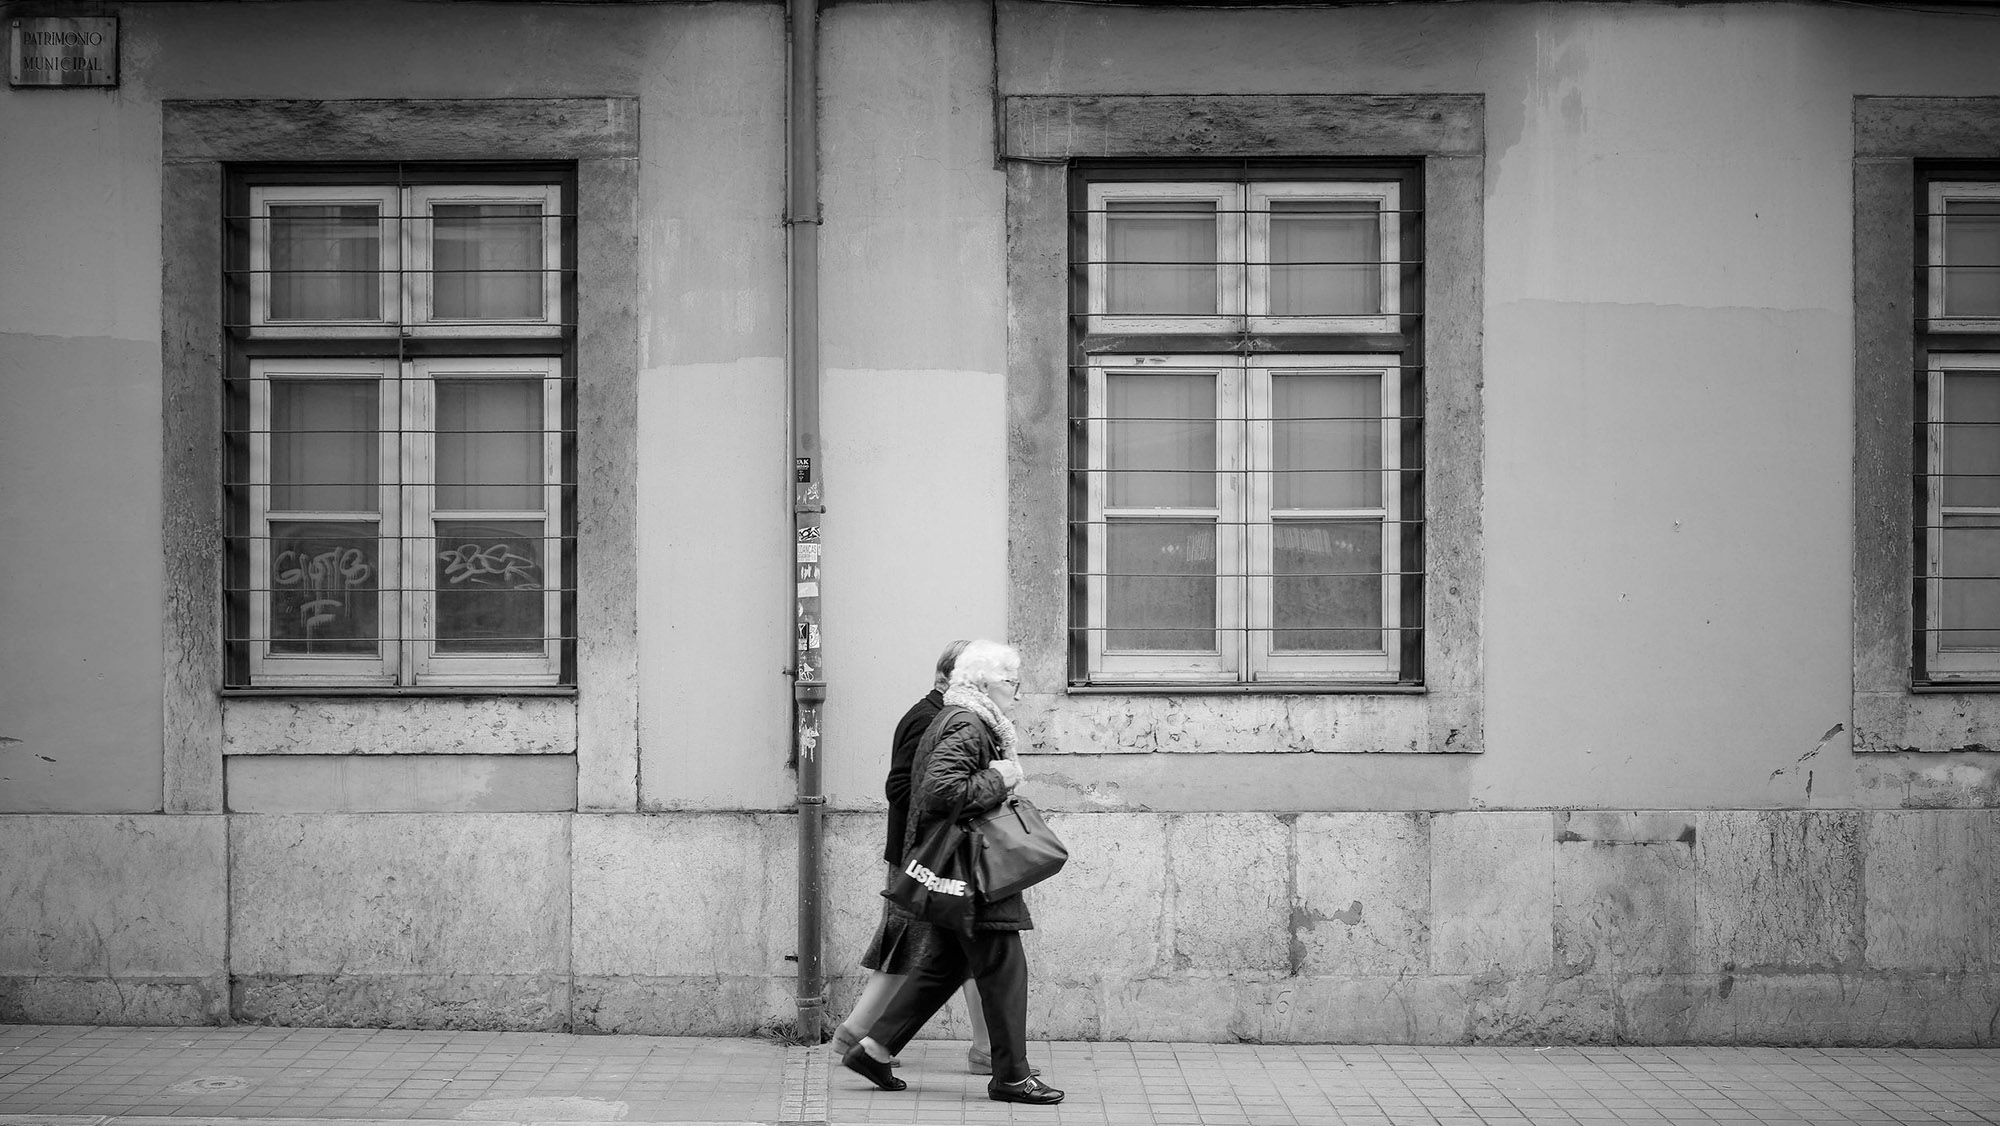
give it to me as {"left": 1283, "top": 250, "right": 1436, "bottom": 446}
{"left": 842, "top": 1046, "right": 906, "bottom": 1092}
{"left": 988, "top": 1075, "right": 1064, "bottom": 1104}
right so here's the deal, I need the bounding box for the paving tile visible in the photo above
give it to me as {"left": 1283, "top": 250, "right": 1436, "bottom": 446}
{"left": 1, "top": 1026, "right": 1998, "bottom": 1126}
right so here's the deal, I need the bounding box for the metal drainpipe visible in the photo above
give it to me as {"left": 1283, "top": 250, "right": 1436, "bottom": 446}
{"left": 786, "top": 0, "right": 829, "bottom": 1046}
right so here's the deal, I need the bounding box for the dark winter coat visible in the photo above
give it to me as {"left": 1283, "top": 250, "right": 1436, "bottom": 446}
{"left": 903, "top": 704, "right": 1033, "bottom": 931}
{"left": 882, "top": 689, "right": 944, "bottom": 866}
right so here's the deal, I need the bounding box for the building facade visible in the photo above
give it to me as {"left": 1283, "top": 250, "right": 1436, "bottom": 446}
{"left": 2, "top": 0, "right": 1998, "bottom": 1043}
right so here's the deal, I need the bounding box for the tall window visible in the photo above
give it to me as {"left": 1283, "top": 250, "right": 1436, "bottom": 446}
{"left": 1918, "top": 170, "right": 2000, "bottom": 682}
{"left": 224, "top": 166, "right": 575, "bottom": 688}
{"left": 1070, "top": 163, "right": 1423, "bottom": 686}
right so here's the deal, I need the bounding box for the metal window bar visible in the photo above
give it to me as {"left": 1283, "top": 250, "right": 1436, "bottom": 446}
{"left": 1065, "top": 626, "right": 1426, "bottom": 633}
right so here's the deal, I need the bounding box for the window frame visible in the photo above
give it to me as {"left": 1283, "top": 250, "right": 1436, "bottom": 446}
{"left": 1003, "top": 92, "right": 1484, "bottom": 754}
{"left": 1852, "top": 99, "right": 2000, "bottom": 753}
{"left": 1083, "top": 354, "right": 1244, "bottom": 682}
{"left": 1925, "top": 180, "right": 2000, "bottom": 335}
{"left": 1245, "top": 181, "right": 1401, "bottom": 335}
{"left": 247, "top": 185, "right": 402, "bottom": 335}
{"left": 223, "top": 163, "right": 578, "bottom": 692}
{"left": 1920, "top": 352, "right": 2000, "bottom": 681}
{"left": 1085, "top": 181, "right": 1245, "bottom": 336}
{"left": 162, "top": 97, "right": 640, "bottom": 811}
{"left": 1070, "top": 161, "right": 1423, "bottom": 689}
{"left": 1080, "top": 353, "right": 1405, "bottom": 686}
{"left": 246, "top": 356, "right": 402, "bottom": 687}
{"left": 1912, "top": 168, "right": 2000, "bottom": 687}
{"left": 1247, "top": 354, "right": 1403, "bottom": 682}
{"left": 407, "top": 355, "right": 566, "bottom": 687}
{"left": 405, "top": 183, "right": 565, "bottom": 336}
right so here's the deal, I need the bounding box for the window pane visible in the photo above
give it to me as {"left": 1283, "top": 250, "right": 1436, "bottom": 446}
{"left": 435, "top": 520, "right": 547, "bottom": 654}
{"left": 432, "top": 204, "right": 545, "bottom": 321}
{"left": 1272, "top": 520, "right": 1382, "bottom": 652}
{"left": 1273, "top": 373, "right": 1381, "bottom": 510}
{"left": 1107, "top": 373, "right": 1215, "bottom": 508}
{"left": 1941, "top": 515, "right": 2000, "bottom": 649}
{"left": 270, "top": 521, "right": 379, "bottom": 655}
{"left": 1943, "top": 372, "right": 2000, "bottom": 508}
{"left": 1944, "top": 200, "right": 2000, "bottom": 319}
{"left": 1105, "top": 520, "right": 1215, "bottom": 651}
{"left": 1269, "top": 200, "right": 1380, "bottom": 316}
{"left": 271, "top": 380, "right": 378, "bottom": 512}
{"left": 437, "top": 379, "right": 544, "bottom": 511}
{"left": 269, "top": 204, "right": 380, "bottom": 321}
{"left": 1106, "top": 200, "right": 1217, "bottom": 315}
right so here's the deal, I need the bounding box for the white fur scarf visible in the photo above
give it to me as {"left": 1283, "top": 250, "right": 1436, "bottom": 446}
{"left": 942, "top": 683, "right": 1018, "bottom": 760}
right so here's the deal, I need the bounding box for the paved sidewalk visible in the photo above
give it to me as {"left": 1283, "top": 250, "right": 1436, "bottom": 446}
{"left": 1, "top": 1023, "right": 1996, "bottom": 1126}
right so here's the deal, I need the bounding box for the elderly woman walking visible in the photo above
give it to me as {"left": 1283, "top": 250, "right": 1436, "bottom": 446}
{"left": 840, "top": 639, "right": 1064, "bottom": 1106}
{"left": 829, "top": 640, "right": 1002, "bottom": 1071}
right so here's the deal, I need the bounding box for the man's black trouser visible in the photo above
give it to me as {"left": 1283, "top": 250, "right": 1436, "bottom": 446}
{"left": 866, "top": 928, "right": 1030, "bottom": 1083}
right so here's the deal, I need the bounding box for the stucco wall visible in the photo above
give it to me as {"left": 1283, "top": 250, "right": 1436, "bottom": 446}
{"left": 989, "top": 0, "right": 2000, "bottom": 811}
{"left": 816, "top": 1, "right": 1012, "bottom": 810}
{"left": 0, "top": 2, "right": 797, "bottom": 814}
{"left": 8, "top": 1, "right": 2000, "bottom": 810}
{"left": 0, "top": 94, "right": 165, "bottom": 811}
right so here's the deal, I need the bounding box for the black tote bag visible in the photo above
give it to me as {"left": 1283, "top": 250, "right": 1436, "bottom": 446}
{"left": 885, "top": 815, "right": 977, "bottom": 937}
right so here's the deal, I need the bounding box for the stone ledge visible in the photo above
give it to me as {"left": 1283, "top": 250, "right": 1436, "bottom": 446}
{"left": 571, "top": 975, "right": 793, "bottom": 1037}
{"left": 1027, "top": 970, "right": 2000, "bottom": 1046}
{"left": 231, "top": 974, "right": 569, "bottom": 1031}
{"left": 0, "top": 975, "right": 228, "bottom": 1026}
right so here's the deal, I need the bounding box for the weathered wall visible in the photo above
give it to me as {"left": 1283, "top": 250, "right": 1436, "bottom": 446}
{"left": 816, "top": 1, "right": 1012, "bottom": 810}
{"left": 3, "top": 0, "right": 2000, "bottom": 1042}
{"left": 632, "top": 4, "right": 794, "bottom": 813}
{"left": 13, "top": 809, "right": 1991, "bottom": 1043}
{"left": 0, "top": 101, "right": 165, "bottom": 811}
{"left": 0, "top": 816, "right": 227, "bottom": 1023}
{"left": 989, "top": 0, "right": 2000, "bottom": 812}
{"left": 0, "top": 1, "right": 796, "bottom": 815}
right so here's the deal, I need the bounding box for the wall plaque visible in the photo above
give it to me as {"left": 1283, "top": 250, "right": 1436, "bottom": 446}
{"left": 9, "top": 17, "right": 118, "bottom": 87}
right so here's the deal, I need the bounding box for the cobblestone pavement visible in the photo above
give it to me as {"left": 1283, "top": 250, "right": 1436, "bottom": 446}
{"left": 2, "top": 1024, "right": 1996, "bottom": 1126}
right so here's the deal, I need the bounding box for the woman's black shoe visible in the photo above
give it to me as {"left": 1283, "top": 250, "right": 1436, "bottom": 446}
{"left": 988, "top": 1075, "right": 1064, "bottom": 1104}
{"left": 842, "top": 1046, "right": 906, "bottom": 1092}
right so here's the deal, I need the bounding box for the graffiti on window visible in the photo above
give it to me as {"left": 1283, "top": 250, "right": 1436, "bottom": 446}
{"left": 436, "top": 522, "right": 545, "bottom": 654}
{"left": 270, "top": 522, "right": 379, "bottom": 654}
{"left": 439, "top": 541, "right": 542, "bottom": 588}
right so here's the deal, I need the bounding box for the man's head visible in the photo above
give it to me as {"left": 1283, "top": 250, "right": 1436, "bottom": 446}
{"left": 934, "top": 639, "right": 971, "bottom": 690}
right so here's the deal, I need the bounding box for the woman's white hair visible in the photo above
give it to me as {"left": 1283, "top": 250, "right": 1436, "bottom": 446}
{"left": 947, "top": 639, "right": 1020, "bottom": 691}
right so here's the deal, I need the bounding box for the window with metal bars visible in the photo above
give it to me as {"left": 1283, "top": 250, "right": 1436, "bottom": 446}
{"left": 222, "top": 165, "right": 576, "bottom": 689}
{"left": 1916, "top": 165, "right": 2000, "bottom": 684}
{"left": 1069, "top": 161, "right": 1424, "bottom": 686}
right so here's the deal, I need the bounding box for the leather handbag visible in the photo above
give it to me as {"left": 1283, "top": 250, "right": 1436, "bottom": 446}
{"left": 967, "top": 795, "right": 1068, "bottom": 900}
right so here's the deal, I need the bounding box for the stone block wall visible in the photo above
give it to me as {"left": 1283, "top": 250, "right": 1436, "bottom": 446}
{"left": 570, "top": 813, "right": 800, "bottom": 1035}
{"left": 228, "top": 814, "right": 572, "bottom": 1029}
{"left": 0, "top": 816, "right": 228, "bottom": 1024}
{"left": 4, "top": 809, "right": 1995, "bottom": 1043}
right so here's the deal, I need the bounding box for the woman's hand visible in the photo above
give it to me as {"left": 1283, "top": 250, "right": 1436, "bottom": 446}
{"left": 992, "top": 759, "right": 1024, "bottom": 790}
